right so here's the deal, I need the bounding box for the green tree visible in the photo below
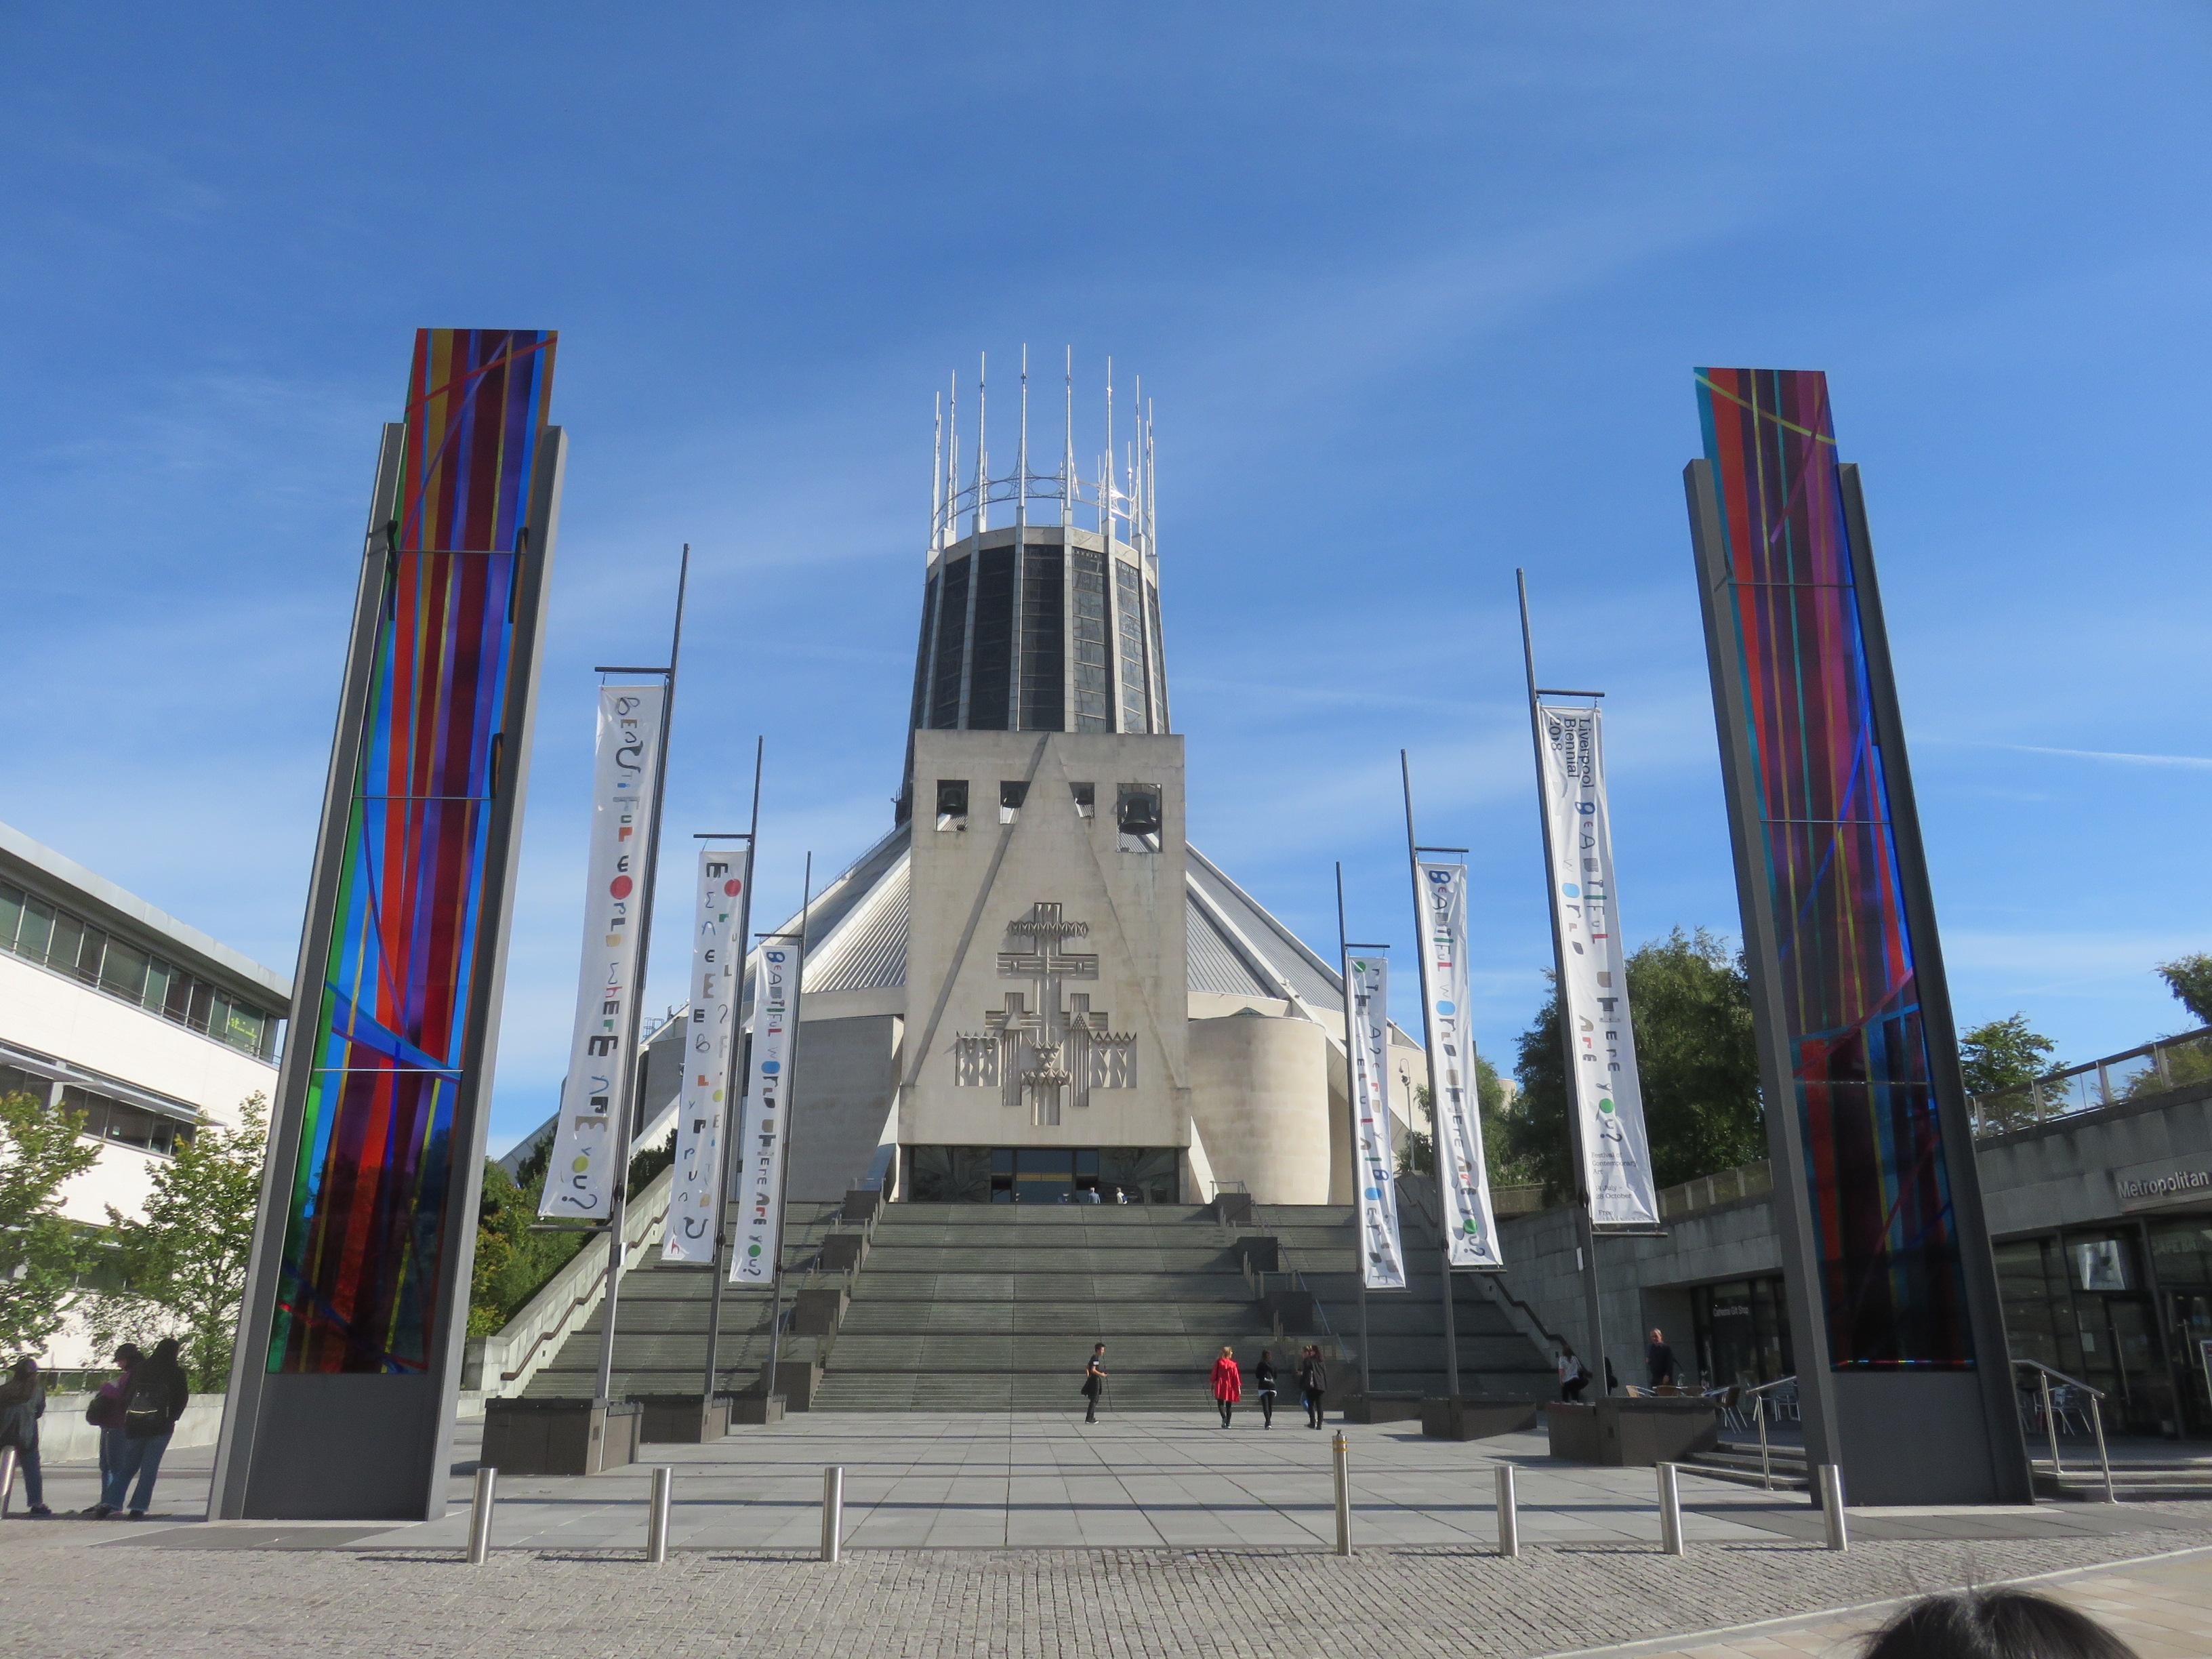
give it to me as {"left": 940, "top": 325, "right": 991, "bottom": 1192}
{"left": 89, "top": 1095, "right": 267, "bottom": 1389}
{"left": 1958, "top": 1015, "right": 2060, "bottom": 1094}
{"left": 2156, "top": 954, "right": 2212, "bottom": 1027}
{"left": 1397, "top": 1061, "right": 1534, "bottom": 1185}
{"left": 1507, "top": 928, "right": 1763, "bottom": 1204}
{"left": 0, "top": 1090, "right": 102, "bottom": 1357}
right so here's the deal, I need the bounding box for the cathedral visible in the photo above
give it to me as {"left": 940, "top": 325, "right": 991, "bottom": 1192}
{"left": 532, "top": 360, "right": 1426, "bottom": 1207}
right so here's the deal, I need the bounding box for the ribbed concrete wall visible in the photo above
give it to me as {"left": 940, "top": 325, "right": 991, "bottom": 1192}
{"left": 1189, "top": 1011, "right": 1330, "bottom": 1203}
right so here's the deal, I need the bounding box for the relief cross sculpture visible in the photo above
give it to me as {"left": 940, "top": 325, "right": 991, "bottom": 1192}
{"left": 954, "top": 901, "right": 1136, "bottom": 1124}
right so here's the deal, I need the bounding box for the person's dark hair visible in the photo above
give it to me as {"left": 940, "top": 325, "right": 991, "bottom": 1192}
{"left": 151, "top": 1337, "right": 181, "bottom": 1363}
{"left": 1092, "top": 1343, "right": 1105, "bottom": 1353}
{"left": 9, "top": 1357, "right": 34, "bottom": 1378}
{"left": 115, "top": 1343, "right": 142, "bottom": 1368}
{"left": 1863, "top": 1590, "right": 2137, "bottom": 1659}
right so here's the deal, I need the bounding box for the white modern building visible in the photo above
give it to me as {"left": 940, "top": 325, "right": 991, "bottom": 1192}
{"left": 520, "top": 363, "right": 1428, "bottom": 1207}
{"left": 0, "top": 819, "right": 289, "bottom": 1368}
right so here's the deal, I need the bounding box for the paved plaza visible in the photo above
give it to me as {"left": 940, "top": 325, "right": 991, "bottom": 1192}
{"left": 6, "top": 1413, "right": 2211, "bottom": 1656}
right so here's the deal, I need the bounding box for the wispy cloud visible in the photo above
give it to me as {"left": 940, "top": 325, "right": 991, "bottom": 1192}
{"left": 1982, "top": 743, "right": 2212, "bottom": 771}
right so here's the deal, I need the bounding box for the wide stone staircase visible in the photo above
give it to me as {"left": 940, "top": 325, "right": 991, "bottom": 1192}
{"left": 1260, "top": 1191, "right": 1555, "bottom": 1400}
{"left": 523, "top": 1200, "right": 846, "bottom": 1400}
{"left": 811, "top": 1203, "right": 1274, "bottom": 1412}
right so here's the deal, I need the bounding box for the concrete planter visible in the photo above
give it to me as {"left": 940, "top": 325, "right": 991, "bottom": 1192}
{"left": 1232, "top": 1235, "right": 1279, "bottom": 1273}
{"left": 842, "top": 1188, "right": 883, "bottom": 1224}
{"left": 635, "top": 1394, "right": 732, "bottom": 1443}
{"left": 792, "top": 1285, "right": 849, "bottom": 1336}
{"left": 729, "top": 1393, "right": 787, "bottom": 1426}
{"left": 818, "top": 1232, "right": 869, "bottom": 1273}
{"left": 1340, "top": 1392, "right": 1423, "bottom": 1425}
{"left": 480, "top": 1397, "right": 640, "bottom": 1477}
{"left": 1420, "top": 1396, "right": 1542, "bottom": 1440}
{"left": 773, "top": 1360, "right": 821, "bottom": 1411}
{"left": 1545, "top": 1396, "right": 1717, "bottom": 1465}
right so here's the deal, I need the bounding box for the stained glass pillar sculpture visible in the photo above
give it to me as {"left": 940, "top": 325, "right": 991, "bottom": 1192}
{"left": 1685, "top": 367, "right": 2028, "bottom": 1504}
{"left": 215, "top": 330, "right": 563, "bottom": 1519}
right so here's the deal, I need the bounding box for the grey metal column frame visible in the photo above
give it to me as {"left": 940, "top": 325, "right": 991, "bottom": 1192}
{"left": 1682, "top": 458, "right": 1841, "bottom": 1483}
{"left": 419, "top": 426, "right": 569, "bottom": 1507}
{"left": 1399, "top": 752, "right": 1460, "bottom": 1399}
{"left": 213, "top": 424, "right": 407, "bottom": 1521}
{"left": 213, "top": 426, "right": 568, "bottom": 1521}
{"left": 1835, "top": 465, "right": 2032, "bottom": 1501}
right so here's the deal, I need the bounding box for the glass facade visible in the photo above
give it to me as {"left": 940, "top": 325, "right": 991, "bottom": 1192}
{"left": 929, "top": 554, "right": 970, "bottom": 728}
{"left": 1021, "top": 544, "right": 1065, "bottom": 731}
{"left": 1069, "top": 547, "right": 1107, "bottom": 732}
{"left": 0, "top": 1062, "right": 199, "bottom": 1160}
{"left": 1690, "top": 1275, "right": 1795, "bottom": 1391}
{"left": 968, "top": 546, "right": 1015, "bottom": 729}
{"left": 901, "top": 1145, "right": 1180, "bottom": 1204}
{"left": 907, "top": 571, "right": 938, "bottom": 734}
{"left": 1115, "top": 558, "right": 1148, "bottom": 733}
{"left": 0, "top": 878, "right": 282, "bottom": 1059}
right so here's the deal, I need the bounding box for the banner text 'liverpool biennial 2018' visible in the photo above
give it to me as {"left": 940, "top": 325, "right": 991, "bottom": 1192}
{"left": 265, "top": 328, "right": 556, "bottom": 1374}
{"left": 1537, "top": 708, "right": 1660, "bottom": 1229}
{"left": 1416, "top": 861, "right": 1502, "bottom": 1267}
{"left": 1344, "top": 954, "right": 1408, "bottom": 1292}
{"left": 539, "top": 684, "right": 668, "bottom": 1221}
{"left": 662, "top": 846, "right": 749, "bottom": 1263}
{"left": 731, "top": 939, "right": 801, "bottom": 1287}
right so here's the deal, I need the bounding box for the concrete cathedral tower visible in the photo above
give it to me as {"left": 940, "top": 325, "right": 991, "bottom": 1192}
{"left": 523, "top": 353, "right": 1423, "bottom": 1209}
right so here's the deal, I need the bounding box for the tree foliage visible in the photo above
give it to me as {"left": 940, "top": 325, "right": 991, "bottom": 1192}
{"left": 1504, "top": 928, "right": 1763, "bottom": 1204}
{"left": 88, "top": 1095, "right": 267, "bottom": 1389}
{"left": 1396, "top": 1060, "right": 1538, "bottom": 1185}
{"left": 0, "top": 1090, "right": 103, "bottom": 1357}
{"left": 1957, "top": 1014, "right": 2060, "bottom": 1095}
{"left": 2156, "top": 953, "right": 2212, "bottom": 1027}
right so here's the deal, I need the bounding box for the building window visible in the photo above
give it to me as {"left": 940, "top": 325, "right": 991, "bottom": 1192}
{"left": 0, "top": 878, "right": 283, "bottom": 1059}
{"left": 1021, "top": 546, "right": 1066, "bottom": 731}
{"left": 935, "top": 780, "right": 969, "bottom": 832}
{"left": 998, "top": 781, "right": 1028, "bottom": 825}
{"left": 968, "top": 546, "right": 1015, "bottom": 729}
{"left": 1116, "top": 784, "right": 1162, "bottom": 853}
{"left": 60, "top": 1084, "right": 197, "bottom": 1159}
{"left": 1070, "top": 781, "right": 1095, "bottom": 819}
{"left": 1115, "top": 558, "right": 1147, "bottom": 733}
{"left": 1072, "top": 548, "right": 1110, "bottom": 732}
{"left": 929, "top": 555, "right": 970, "bottom": 728}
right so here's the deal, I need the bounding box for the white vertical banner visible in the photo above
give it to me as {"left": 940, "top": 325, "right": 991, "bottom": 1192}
{"left": 538, "top": 684, "right": 668, "bottom": 1220}
{"left": 1343, "top": 952, "right": 1408, "bottom": 1291}
{"left": 661, "top": 846, "right": 750, "bottom": 1263}
{"left": 729, "top": 937, "right": 802, "bottom": 1287}
{"left": 1416, "top": 861, "right": 1504, "bottom": 1268}
{"left": 1538, "top": 707, "right": 1660, "bottom": 1227}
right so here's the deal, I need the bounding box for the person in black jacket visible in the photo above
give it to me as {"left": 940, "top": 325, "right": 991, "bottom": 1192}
{"left": 1252, "top": 1350, "right": 1277, "bottom": 1429}
{"left": 1082, "top": 1343, "right": 1107, "bottom": 1424}
{"left": 100, "top": 1338, "right": 188, "bottom": 1518}
{"left": 1296, "top": 1345, "right": 1329, "bottom": 1429}
{"left": 1, "top": 1357, "right": 52, "bottom": 1517}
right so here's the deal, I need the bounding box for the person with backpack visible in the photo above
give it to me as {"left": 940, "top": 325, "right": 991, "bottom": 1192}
{"left": 100, "top": 1337, "right": 188, "bottom": 1518}
{"left": 85, "top": 1343, "right": 141, "bottom": 1499}
{"left": 1252, "top": 1349, "right": 1278, "bottom": 1429}
{"left": 1, "top": 1356, "right": 54, "bottom": 1517}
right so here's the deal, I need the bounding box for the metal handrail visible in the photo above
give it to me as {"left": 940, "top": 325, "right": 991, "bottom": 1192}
{"left": 2014, "top": 1359, "right": 2115, "bottom": 1502}
{"left": 1736, "top": 1374, "right": 1799, "bottom": 1492}
{"left": 1969, "top": 1025, "right": 2212, "bottom": 1135}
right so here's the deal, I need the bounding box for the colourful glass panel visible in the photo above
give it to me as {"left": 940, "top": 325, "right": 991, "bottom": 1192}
{"left": 1696, "top": 367, "right": 1971, "bottom": 1368}
{"left": 269, "top": 329, "right": 556, "bottom": 1372}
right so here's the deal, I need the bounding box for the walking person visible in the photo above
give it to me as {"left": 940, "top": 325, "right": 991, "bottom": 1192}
{"left": 1082, "top": 1343, "right": 1107, "bottom": 1425}
{"left": 1296, "top": 1343, "right": 1329, "bottom": 1429}
{"left": 1, "top": 1356, "right": 53, "bottom": 1517}
{"left": 1253, "top": 1349, "right": 1278, "bottom": 1429}
{"left": 102, "top": 1336, "right": 188, "bottom": 1518}
{"left": 1210, "top": 1345, "right": 1242, "bottom": 1427}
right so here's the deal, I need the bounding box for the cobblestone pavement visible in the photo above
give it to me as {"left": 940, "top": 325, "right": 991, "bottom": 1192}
{"left": 5, "top": 1525, "right": 2212, "bottom": 1658}
{"left": 1563, "top": 1545, "right": 2212, "bottom": 1658}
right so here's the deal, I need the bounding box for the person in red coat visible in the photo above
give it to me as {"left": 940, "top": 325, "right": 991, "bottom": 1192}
{"left": 1211, "top": 1346, "right": 1243, "bottom": 1428}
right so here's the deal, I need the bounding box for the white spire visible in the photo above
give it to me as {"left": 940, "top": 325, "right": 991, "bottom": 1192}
{"left": 1061, "top": 346, "right": 1076, "bottom": 530}
{"left": 929, "top": 390, "right": 943, "bottom": 558}
{"left": 974, "top": 351, "right": 989, "bottom": 537}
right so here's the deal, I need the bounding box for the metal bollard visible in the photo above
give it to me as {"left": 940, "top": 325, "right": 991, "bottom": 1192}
{"left": 821, "top": 1465, "right": 844, "bottom": 1563}
{"left": 0, "top": 1446, "right": 18, "bottom": 1521}
{"left": 1493, "top": 1464, "right": 1519, "bottom": 1559}
{"left": 1657, "top": 1462, "right": 1685, "bottom": 1556}
{"left": 646, "top": 1465, "right": 672, "bottom": 1564}
{"left": 466, "top": 1466, "right": 497, "bottom": 1564}
{"left": 1818, "top": 1463, "right": 1848, "bottom": 1552}
{"left": 1331, "top": 1431, "right": 1353, "bottom": 1557}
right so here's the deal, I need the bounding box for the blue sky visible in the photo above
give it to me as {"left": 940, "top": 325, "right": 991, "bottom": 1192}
{"left": 4, "top": 3, "right": 2209, "bottom": 1152}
